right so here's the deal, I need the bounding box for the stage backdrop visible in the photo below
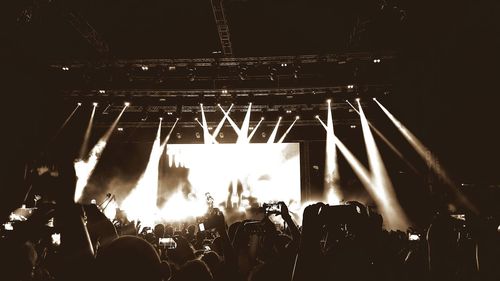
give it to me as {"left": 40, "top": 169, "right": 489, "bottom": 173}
{"left": 160, "top": 143, "right": 301, "bottom": 210}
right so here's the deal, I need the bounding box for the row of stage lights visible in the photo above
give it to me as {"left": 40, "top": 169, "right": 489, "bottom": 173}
{"left": 77, "top": 97, "right": 371, "bottom": 109}
{"left": 76, "top": 99, "right": 372, "bottom": 130}
{"left": 60, "top": 58, "right": 384, "bottom": 72}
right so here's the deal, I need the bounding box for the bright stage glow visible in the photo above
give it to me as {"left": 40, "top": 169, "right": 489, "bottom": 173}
{"left": 124, "top": 102, "right": 130, "bottom": 107}
{"left": 164, "top": 143, "right": 301, "bottom": 220}
{"left": 93, "top": 102, "right": 98, "bottom": 106}
{"left": 374, "top": 99, "right": 477, "bottom": 213}
{"left": 358, "top": 101, "right": 409, "bottom": 230}
{"left": 121, "top": 120, "right": 163, "bottom": 226}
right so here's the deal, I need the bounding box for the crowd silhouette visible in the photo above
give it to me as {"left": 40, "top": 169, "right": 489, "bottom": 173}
{"left": 1, "top": 160, "right": 499, "bottom": 281}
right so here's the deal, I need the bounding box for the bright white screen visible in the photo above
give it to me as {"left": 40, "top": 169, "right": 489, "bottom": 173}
{"left": 164, "top": 143, "right": 301, "bottom": 210}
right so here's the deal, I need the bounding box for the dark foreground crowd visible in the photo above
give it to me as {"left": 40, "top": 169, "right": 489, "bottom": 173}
{"left": 1, "top": 161, "right": 500, "bottom": 281}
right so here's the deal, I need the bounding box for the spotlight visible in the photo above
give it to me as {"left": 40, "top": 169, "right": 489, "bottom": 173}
{"left": 373, "top": 59, "right": 381, "bottom": 63}
{"left": 93, "top": 102, "right": 98, "bottom": 107}
{"left": 295, "top": 115, "right": 300, "bottom": 120}
{"left": 77, "top": 102, "right": 82, "bottom": 106}
{"left": 221, "top": 89, "right": 228, "bottom": 94}
{"left": 286, "top": 110, "right": 292, "bottom": 114}
{"left": 261, "top": 132, "right": 267, "bottom": 138}
{"left": 195, "top": 132, "right": 201, "bottom": 139}
{"left": 194, "top": 117, "right": 198, "bottom": 121}
{"left": 159, "top": 117, "right": 163, "bottom": 121}
{"left": 62, "top": 66, "right": 69, "bottom": 71}
{"left": 356, "top": 98, "right": 361, "bottom": 102}
{"left": 347, "top": 85, "right": 354, "bottom": 89}
{"left": 281, "top": 63, "right": 287, "bottom": 67}
{"left": 219, "top": 132, "right": 224, "bottom": 139}
{"left": 141, "top": 66, "right": 149, "bottom": 71}
{"left": 278, "top": 116, "right": 282, "bottom": 120}
{"left": 261, "top": 117, "right": 265, "bottom": 120}
{"left": 117, "top": 127, "right": 124, "bottom": 131}
{"left": 99, "top": 90, "right": 106, "bottom": 94}
{"left": 167, "top": 112, "right": 173, "bottom": 115}
{"left": 124, "top": 102, "right": 130, "bottom": 107}
{"left": 326, "top": 99, "right": 331, "bottom": 104}
{"left": 350, "top": 125, "right": 357, "bottom": 128}
{"left": 315, "top": 115, "right": 320, "bottom": 119}
{"left": 372, "top": 97, "right": 377, "bottom": 101}
{"left": 176, "top": 132, "right": 182, "bottom": 139}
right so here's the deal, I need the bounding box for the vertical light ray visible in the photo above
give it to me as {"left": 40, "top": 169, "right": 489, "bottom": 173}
{"left": 196, "top": 119, "right": 218, "bottom": 144}
{"left": 200, "top": 104, "right": 212, "bottom": 144}
{"left": 238, "top": 103, "right": 252, "bottom": 143}
{"left": 324, "top": 100, "right": 341, "bottom": 204}
{"left": 267, "top": 117, "right": 282, "bottom": 144}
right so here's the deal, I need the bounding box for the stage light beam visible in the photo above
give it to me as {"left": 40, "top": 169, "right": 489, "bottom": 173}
{"left": 79, "top": 105, "right": 97, "bottom": 160}
{"left": 358, "top": 100, "right": 410, "bottom": 230}
{"left": 267, "top": 117, "right": 282, "bottom": 144}
{"left": 74, "top": 105, "right": 127, "bottom": 202}
{"left": 374, "top": 98, "right": 477, "bottom": 213}
{"left": 49, "top": 103, "right": 81, "bottom": 145}
{"left": 121, "top": 120, "right": 163, "bottom": 226}
{"left": 324, "top": 99, "right": 341, "bottom": 204}
{"left": 238, "top": 103, "right": 252, "bottom": 143}
{"left": 277, "top": 117, "right": 299, "bottom": 143}
{"left": 346, "top": 100, "right": 419, "bottom": 174}
{"left": 247, "top": 117, "right": 264, "bottom": 143}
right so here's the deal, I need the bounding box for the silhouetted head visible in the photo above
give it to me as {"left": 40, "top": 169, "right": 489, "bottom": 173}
{"left": 172, "top": 259, "right": 213, "bottom": 281}
{"left": 154, "top": 224, "right": 165, "bottom": 238}
{"left": 95, "top": 236, "right": 162, "bottom": 281}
